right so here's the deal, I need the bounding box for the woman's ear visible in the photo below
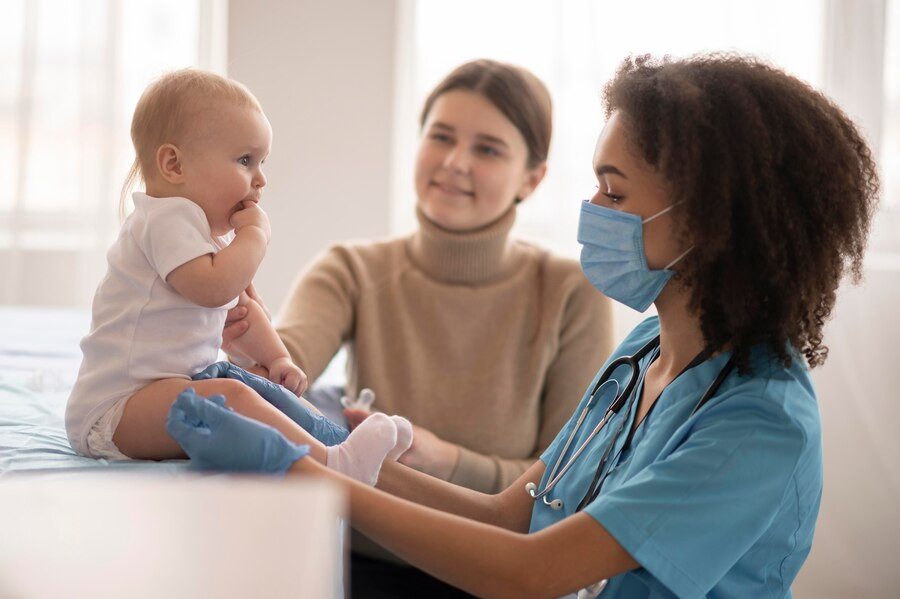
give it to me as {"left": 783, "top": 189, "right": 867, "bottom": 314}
{"left": 515, "top": 162, "right": 548, "bottom": 203}
{"left": 156, "top": 144, "right": 185, "bottom": 184}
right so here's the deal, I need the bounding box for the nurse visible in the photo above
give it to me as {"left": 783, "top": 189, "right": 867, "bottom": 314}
{"left": 166, "top": 54, "right": 878, "bottom": 597}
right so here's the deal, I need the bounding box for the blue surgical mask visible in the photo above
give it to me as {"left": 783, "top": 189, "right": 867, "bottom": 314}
{"left": 577, "top": 199, "right": 691, "bottom": 312}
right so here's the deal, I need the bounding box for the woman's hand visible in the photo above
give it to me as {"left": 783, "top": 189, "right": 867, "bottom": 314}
{"left": 221, "top": 304, "right": 252, "bottom": 361}
{"left": 222, "top": 283, "right": 271, "bottom": 363}
{"left": 344, "top": 408, "right": 459, "bottom": 481}
{"left": 243, "top": 282, "right": 271, "bottom": 318}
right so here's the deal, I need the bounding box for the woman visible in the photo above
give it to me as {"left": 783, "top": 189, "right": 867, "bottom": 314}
{"left": 225, "top": 59, "right": 614, "bottom": 595}
{"left": 171, "top": 54, "right": 878, "bottom": 597}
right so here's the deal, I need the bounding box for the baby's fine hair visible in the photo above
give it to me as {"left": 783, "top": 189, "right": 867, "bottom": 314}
{"left": 119, "top": 68, "right": 261, "bottom": 216}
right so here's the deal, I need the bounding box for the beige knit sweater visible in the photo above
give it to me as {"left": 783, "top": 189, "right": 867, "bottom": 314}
{"left": 276, "top": 206, "right": 614, "bottom": 493}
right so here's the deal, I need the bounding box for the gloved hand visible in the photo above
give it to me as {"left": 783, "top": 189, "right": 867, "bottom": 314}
{"left": 166, "top": 387, "right": 309, "bottom": 474}
{"left": 193, "top": 362, "right": 349, "bottom": 446}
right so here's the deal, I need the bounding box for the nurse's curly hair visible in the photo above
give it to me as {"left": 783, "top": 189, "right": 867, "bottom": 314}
{"left": 603, "top": 54, "right": 879, "bottom": 371}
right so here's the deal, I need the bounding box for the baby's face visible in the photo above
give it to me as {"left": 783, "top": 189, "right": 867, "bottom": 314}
{"left": 180, "top": 103, "right": 273, "bottom": 236}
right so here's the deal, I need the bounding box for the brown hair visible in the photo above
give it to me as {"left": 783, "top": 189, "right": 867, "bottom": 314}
{"left": 119, "top": 68, "right": 261, "bottom": 217}
{"left": 419, "top": 59, "right": 552, "bottom": 169}
{"left": 603, "top": 54, "right": 879, "bottom": 371}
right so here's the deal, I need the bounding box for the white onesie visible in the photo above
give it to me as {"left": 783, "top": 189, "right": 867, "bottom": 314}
{"left": 65, "top": 192, "right": 237, "bottom": 457}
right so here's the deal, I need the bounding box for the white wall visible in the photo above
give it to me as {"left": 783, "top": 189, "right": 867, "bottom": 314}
{"left": 226, "top": 0, "right": 400, "bottom": 312}
{"left": 793, "top": 260, "right": 900, "bottom": 597}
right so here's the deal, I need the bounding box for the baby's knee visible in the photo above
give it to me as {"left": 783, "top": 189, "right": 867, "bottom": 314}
{"left": 203, "top": 378, "right": 260, "bottom": 411}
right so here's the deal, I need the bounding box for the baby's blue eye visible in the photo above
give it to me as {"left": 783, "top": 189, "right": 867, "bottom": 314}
{"left": 238, "top": 156, "right": 250, "bottom": 166}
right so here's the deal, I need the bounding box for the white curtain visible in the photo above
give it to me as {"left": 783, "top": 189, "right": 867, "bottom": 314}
{"left": 875, "top": 0, "right": 900, "bottom": 249}
{"left": 0, "top": 0, "right": 226, "bottom": 307}
{"left": 801, "top": 4, "right": 900, "bottom": 596}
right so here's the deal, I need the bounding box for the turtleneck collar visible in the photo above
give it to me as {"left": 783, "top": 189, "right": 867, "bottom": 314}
{"left": 406, "top": 204, "right": 524, "bottom": 285}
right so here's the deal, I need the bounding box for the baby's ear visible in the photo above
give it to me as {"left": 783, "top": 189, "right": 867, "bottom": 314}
{"left": 156, "top": 143, "right": 184, "bottom": 183}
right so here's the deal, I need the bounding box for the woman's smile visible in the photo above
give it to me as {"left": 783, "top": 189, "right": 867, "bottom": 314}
{"left": 414, "top": 90, "right": 540, "bottom": 231}
{"left": 430, "top": 179, "right": 474, "bottom": 197}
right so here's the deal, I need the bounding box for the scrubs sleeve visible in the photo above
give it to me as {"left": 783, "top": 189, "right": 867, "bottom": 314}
{"left": 584, "top": 378, "right": 808, "bottom": 598}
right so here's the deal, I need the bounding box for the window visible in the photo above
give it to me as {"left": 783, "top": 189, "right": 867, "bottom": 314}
{"left": 876, "top": 0, "right": 900, "bottom": 250}
{"left": 0, "top": 0, "right": 225, "bottom": 305}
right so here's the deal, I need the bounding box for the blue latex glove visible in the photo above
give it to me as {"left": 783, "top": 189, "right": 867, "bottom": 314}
{"left": 166, "top": 387, "right": 310, "bottom": 474}
{"left": 193, "top": 362, "right": 349, "bottom": 446}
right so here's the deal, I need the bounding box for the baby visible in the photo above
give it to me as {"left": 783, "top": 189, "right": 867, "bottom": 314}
{"left": 65, "top": 69, "right": 409, "bottom": 483}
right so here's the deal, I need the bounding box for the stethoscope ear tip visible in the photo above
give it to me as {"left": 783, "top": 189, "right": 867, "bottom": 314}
{"left": 526, "top": 481, "right": 564, "bottom": 508}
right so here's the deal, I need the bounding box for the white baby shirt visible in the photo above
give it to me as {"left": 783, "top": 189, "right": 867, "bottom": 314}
{"left": 65, "top": 193, "right": 237, "bottom": 456}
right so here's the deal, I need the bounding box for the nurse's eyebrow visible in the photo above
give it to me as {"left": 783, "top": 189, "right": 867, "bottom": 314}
{"left": 595, "top": 164, "right": 628, "bottom": 179}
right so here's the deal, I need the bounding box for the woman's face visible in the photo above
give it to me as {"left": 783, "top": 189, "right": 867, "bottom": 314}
{"left": 415, "top": 90, "right": 545, "bottom": 231}
{"left": 590, "top": 111, "right": 685, "bottom": 270}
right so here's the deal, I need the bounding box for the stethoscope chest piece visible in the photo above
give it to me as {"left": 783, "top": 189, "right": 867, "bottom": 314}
{"left": 526, "top": 334, "right": 736, "bottom": 517}
{"left": 525, "top": 378, "right": 622, "bottom": 511}
{"left": 577, "top": 579, "right": 608, "bottom": 598}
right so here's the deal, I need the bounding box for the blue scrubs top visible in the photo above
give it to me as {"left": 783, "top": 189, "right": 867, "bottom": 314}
{"left": 529, "top": 318, "right": 822, "bottom": 598}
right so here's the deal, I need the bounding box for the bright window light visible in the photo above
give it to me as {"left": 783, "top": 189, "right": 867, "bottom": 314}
{"left": 882, "top": 0, "right": 900, "bottom": 210}
{"left": 0, "top": 0, "right": 223, "bottom": 305}
{"left": 398, "top": 0, "right": 825, "bottom": 260}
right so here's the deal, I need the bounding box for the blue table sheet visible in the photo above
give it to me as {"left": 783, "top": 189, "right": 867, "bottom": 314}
{"left": 0, "top": 305, "right": 188, "bottom": 475}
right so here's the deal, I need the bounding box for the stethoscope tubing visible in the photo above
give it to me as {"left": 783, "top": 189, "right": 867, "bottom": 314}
{"left": 528, "top": 336, "right": 660, "bottom": 504}
{"left": 528, "top": 334, "right": 736, "bottom": 511}
{"left": 529, "top": 402, "right": 617, "bottom": 502}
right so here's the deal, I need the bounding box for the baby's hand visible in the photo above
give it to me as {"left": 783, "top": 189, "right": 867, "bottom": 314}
{"left": 230, "top": 201, "right": 271, "bottom": 242}
{"left": 267, "top": 356, "right": 308, "bottom": 396}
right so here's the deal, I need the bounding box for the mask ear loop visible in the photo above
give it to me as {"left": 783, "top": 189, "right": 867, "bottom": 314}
{"left": 641, "top": 200, "right": 693, "bottom": 271}
{"left": 664, "top": 245, "right": 693, "bottom": 270}
{"left": 641, "top": 199, "right": 684, "bottom": 224}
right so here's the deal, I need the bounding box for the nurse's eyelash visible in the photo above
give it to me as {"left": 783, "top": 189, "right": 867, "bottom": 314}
{"left": 595, "top": 184, "right": 624, "bottom": 203}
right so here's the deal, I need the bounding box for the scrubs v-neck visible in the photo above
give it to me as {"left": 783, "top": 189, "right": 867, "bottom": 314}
{"left": 528, "top": 317, "right": 823, "bottom": 598}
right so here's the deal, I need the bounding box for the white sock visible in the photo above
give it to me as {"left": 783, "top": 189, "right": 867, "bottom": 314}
{"left": 325, "top": 412, "right": 396, "bottom": 485}
{"left": 387, "top": 416, "right": 413, "bottom": 460}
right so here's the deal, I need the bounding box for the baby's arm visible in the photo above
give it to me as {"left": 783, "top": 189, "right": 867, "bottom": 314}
{"left": 229, "top": 291, "right": 308, "bottom": 395}
{"left": 167, "top": 201, "right": 268, "bottom": 308}
{"left": 165, "top": 202, "right": 307, "bottom": 394}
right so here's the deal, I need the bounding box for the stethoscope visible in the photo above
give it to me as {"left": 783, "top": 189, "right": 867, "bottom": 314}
{"left": 526, "top": 335, "right": 735, "bottom": 513}
{"left": 525, "top": 335, "right": 735, "bottom": 598}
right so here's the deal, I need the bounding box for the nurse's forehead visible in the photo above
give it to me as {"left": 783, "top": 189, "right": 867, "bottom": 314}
{"left": 592, "top": 119, "right": 630, "bottom": 176}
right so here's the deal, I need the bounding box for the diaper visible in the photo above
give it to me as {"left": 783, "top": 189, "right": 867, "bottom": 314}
{"left": 85, "top": 396, "right": 130, "bottom": 460}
